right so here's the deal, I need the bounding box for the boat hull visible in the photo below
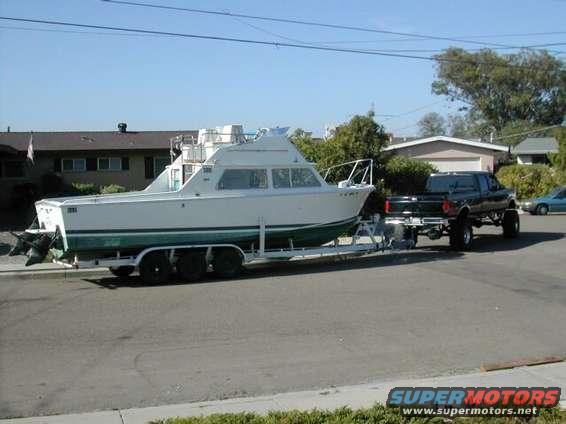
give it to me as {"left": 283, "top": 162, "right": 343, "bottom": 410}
{"left": 63, "top": 216, "right": 359, "bottom": 255}
{"left": 36, "top": 186, "right": 373, "bottom": 258}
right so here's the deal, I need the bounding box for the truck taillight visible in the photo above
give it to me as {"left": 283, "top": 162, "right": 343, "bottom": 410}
{"left": 442, "top": 199, "right": 451, "bottom": 214}
{"left": 385, "top": 200, "right": 391, "bottom": 214}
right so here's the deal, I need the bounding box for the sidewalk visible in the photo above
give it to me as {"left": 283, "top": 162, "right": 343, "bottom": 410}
{"left": 3, "top": 362, "right": 565, "bottom": 424}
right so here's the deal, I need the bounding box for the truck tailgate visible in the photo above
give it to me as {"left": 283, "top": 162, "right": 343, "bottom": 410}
{"left": 387, "top": 195, "right": 446, "bottom": 217}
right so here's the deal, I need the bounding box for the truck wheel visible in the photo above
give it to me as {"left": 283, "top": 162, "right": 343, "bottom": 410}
{"left": 177, "top": 250, "right": 207, "bottom": 282}
{"left": 449, "top": 219, "right": 473, "bottom": 251}
{"left": 536, "top": 204, "right": 549, "bottom": 216}
{"left": 139, "top": 251, "right": 172, "bottom": 284}
{"left": 212, "top": 248, "right": 242, "bottom": 279}
{"left": 502, "top": 209, "right": 520, "bottom": 238}
{"left": 109, "top": 266, "right": 134, "bottom": 278}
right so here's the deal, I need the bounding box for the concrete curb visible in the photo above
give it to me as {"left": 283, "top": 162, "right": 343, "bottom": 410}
{"left": 0, "top": 268, "right": 112, "bottom": 281}
{"left": 2, "top": 362, "right": 565, "bottom": 424}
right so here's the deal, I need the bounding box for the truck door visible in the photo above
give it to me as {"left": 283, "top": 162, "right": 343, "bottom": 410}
{"left": 477, "top": 174, "right": 490, "bottom": 212}
{"left": 487, "top": 174, "right": 508, "bottom": 211}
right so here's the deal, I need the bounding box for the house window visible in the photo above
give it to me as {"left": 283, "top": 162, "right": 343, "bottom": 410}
{"left": 62, "top": 158, "right": 86, "bottom": 172}
{"left": 98, "top": 157, "right": 123, "bottom": 171}
{"left": 218, "top": 169, "right": 268, "bottom": 190}
{"left": 154, "top": 157, "right": 170, "bottom": 177}
{"left": 2, "top": 160, "right": 25, "bottom": 178}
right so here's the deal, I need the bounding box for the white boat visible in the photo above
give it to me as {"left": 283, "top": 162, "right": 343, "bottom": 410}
{"left": 12, "top": 125, "right": 375, "bottom": 265}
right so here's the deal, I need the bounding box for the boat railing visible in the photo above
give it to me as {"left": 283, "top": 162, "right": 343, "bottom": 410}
{"left": 321, "top": 159, "right": 374, "bottom": 187}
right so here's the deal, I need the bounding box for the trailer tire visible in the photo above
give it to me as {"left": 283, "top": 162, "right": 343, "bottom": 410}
{"left": 139, "top": 252, "right": 172, "bottom": 284}
{"left": 502, "top": 209, "right": 520, "bottom": 238}
{"left": 212, "top": 248, "right": 242, "bottom": 279}
{"left": 449, "top": 219, "right": 473, "bottom": 251}
{"left": 177, "top": 250, "right": 207, "bottom": 282}
{"left": 109, "top": 266, "right": 134, "bottom": 279}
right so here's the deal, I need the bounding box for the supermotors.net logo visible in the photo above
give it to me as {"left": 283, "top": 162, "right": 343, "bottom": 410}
{"left": 387, "top": 387, "right": 561, "bottom": 417}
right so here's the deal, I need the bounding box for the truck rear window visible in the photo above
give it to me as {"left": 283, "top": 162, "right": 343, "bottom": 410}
{"left": 426, "top": 175, "right": 476, "bottom": 193}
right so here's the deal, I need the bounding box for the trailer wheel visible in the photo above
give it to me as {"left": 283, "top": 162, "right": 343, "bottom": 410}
{"left": 109, "top": 266, "right": 134, "bottom": 279}
{"left": 139, "top": 251, "right": 172, "bottom": 284}
{"left": 449, "top": 219, "right": 473, "bottom": 251}
{"left": 212, "top": 248, "right": 242, "bottom": 279}
{"left": 502, "top": 209, "right": 520, "bottom": 238}
{"left": 177, "top": 250, "right": 207, "bottom": 282}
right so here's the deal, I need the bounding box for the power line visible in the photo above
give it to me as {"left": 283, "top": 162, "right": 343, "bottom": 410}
{"left": 2, "top": 24, "right": 563, "bottom": 55}
{"left": 382, "top": 100, "right": 446, "bottom": 122}
{"left": 0, "top": 16, "right": 551, "bottom": 70}
{"left": 100, "top": 0, "right": 553, "bottom": 53}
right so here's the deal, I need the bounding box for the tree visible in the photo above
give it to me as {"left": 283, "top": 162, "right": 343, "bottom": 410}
{"left": 551, "top": 128, "right": 566, "bottom": 181}
{"left": 290, "top": 128, "right": 319, "bottom": 163}
{"left": 417, "top": 112, "right": 446, "bottom": 137}
{"left": 447, "top": 114, "right": 468, "bottom": 138}
{"left": 432, "top": 48, "right": 566, "bottom": 131}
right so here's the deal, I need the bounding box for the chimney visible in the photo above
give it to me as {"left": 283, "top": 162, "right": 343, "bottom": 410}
{"left": 118, "top": 122, "right": 127, "bottom": 133}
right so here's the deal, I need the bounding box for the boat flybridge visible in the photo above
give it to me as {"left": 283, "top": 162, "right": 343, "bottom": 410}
{"left": 11, "top": 125, "right": 381, "bottom": 283}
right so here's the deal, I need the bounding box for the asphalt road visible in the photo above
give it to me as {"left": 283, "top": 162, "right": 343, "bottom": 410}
{"left": 1, "top": 214, "right": 566, "bottom": 418}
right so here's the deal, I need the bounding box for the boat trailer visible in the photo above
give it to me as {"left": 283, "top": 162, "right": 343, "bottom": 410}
{"left": 47, "top": 214, "right": 409, "bottom": 284}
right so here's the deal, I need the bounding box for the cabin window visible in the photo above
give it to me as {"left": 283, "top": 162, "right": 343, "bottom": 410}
{"left": 291, "top": 168, "right": 321, "bottom": 188}
{"left": 218, "top": 169, "right": 268, "bottom": 190}
{"left": 62, "top": 158, "right": 86, "bottom": 172}
{"left": 272, "top": 168, "right": 291, "bottom": 188}
{"left": 97, "top": 157, "right": 123, "bottom": 171}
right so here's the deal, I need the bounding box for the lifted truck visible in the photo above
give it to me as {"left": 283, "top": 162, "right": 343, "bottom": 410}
{"left": 384, "top": 171, "right": 520, "bottom": 251}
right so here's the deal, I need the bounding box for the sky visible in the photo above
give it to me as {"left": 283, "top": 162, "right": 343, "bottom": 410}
{"left": 0, "top": 0, "right": 565, "bottom": 137}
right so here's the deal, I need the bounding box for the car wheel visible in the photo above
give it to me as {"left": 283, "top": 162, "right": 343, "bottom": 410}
{"left": 450, "top": 219, "right": 473, "bottom": 251}
{"left": 536, "top": 204, "right": 549, "bottom": 215}
{"left": 139, "top": 251, "right": 172, "bottom": 284}
{"left": 177, "top": 250, "right": 207, "bottom": 282}
{"left": 502, "top": 209, "right": 520, "bottom": 238}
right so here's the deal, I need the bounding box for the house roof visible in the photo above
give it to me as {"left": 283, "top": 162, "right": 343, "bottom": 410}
{"left": 0, "top": 130, "right": 197, "bottom": 152}
{"left": 383, "top": 135, "right": 509, "bottom": 152}
{"left": 511, "top": 137, "right": 559, "bottom": 155}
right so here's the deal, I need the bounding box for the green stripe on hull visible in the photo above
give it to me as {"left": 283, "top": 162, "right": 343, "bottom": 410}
{"left": 63, "top": 217, "right": 359, "bottom": 255}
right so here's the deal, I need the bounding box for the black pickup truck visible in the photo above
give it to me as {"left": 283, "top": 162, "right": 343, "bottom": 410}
{"left": 384, "top": 171, "right": 519, "bottom": 251}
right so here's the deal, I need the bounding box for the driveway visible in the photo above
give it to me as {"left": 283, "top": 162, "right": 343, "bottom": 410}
{"left": 1, "top": 214, "right": 565, "bottom": 418}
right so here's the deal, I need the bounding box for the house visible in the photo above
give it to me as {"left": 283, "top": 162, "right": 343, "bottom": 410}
{"left": 0, "top": 123, "right": 196, "bottom": 207}
{"left": 383, "top": 135, "right": 509, "bottom": 172}
{"left": 511, "top": 137, "right": 558, "bottom": 165}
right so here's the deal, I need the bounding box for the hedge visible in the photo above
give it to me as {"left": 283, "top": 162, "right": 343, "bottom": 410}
{"left": 100, "top": 184, "right": 127, "bottom": 194}
{"left": 152, "top": 404, "right": 565, "bottom": 424}
{"left": 496, "top": 164, "right": 560, "bottom": 200}
{"left": 382, "top": 156, "right": 437, "bottom": 195}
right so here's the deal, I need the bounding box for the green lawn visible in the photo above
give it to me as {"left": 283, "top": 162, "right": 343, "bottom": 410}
{"left": 151, "top": 404, "right": 565, "bottom": 424}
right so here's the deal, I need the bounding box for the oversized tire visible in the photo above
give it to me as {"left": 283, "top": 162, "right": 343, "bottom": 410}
{"left": 449, "top": 219, "right": 473, "bottom": 251}
{"left": 536, "top": 204, "right": 549, "bottom": 216}
{"left": 109, "top": 266, "right": 135, "bottom": 278}
{"left": 502, "top": 209, "right": 520, "bottom": 238}
{"left": 177, "top": 250, "right": 207, "bottom": 282}
{"left": 139, "top": 251, "right": 172, "bottom": 284}
{"left": 212, "top": 248, "right": 242, "bottom": 279}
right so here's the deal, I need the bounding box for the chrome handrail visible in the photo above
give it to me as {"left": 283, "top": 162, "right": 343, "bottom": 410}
{"left": 321, "top": 159, "right": 374, "bottom": 186}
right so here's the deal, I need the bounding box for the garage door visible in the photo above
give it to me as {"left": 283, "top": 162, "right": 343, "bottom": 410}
{"left": 422, "top": 158, "right": 482, "bottom": 172}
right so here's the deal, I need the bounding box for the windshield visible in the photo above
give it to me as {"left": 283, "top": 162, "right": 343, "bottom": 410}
{"left": 426, "top": 175, "right": 477, "bottom": 193}
{"left": 547, "top": 187, "right": 564, "bottom": 197}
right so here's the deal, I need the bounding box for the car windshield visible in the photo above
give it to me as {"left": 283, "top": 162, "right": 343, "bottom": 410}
{"left": 426, "top": 175, "right": 476, "bottom": 193}
{"left": 547, "top": 187, "right": 564, "bottom": 197}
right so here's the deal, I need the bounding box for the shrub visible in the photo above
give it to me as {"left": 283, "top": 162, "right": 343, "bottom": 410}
{"left": 383, "top": 156, "right": 437, "bottom": 195}
{"left": 100, "top": 184, "right": 127, "bottom": 194}
{"left": 496, "top": 164, "right": 559, "bottom": 200}
{"left": 71, "top": 183, "right": 99, "bottom": 196}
